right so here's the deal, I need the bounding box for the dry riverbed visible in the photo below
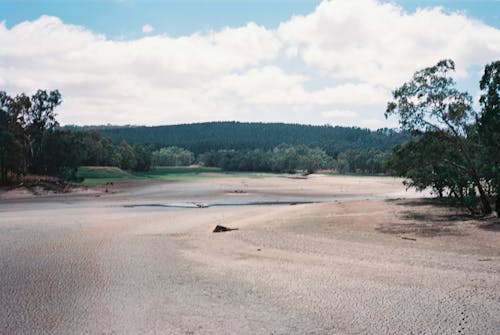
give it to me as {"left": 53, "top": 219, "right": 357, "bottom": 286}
{"left": 0, "top": 175, "right": 499, "bottom": 334}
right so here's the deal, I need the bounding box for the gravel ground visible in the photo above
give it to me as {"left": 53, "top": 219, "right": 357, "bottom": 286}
{"left": 0, "top": 175, "right": 498, "bottom": 334}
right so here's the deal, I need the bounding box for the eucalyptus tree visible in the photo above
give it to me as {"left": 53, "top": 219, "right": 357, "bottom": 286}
{"left": 24, "top": 90, "right": 62, "bottom": 173}
{"left": 386, "top": 60, "right": 492, "bottom": 214}
{"left": 478, "top": 61, "right": 500, "bottom": 213}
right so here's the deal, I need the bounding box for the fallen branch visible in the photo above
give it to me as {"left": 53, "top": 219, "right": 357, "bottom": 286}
{"left": 401, "top": 236, "right": 417, "bottom": 241}
{"left": 213, "top": 225, "right": 239, "bottom": 233}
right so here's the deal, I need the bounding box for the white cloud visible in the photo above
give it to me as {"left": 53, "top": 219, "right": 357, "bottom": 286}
{"left": 322, "top": 110, "right": 359, "bottom": 119}
{"left": 361, "top": 119, "right": 388, "bottom": 129}
{"left": 1, "top": 1, "right": 499, "bottom": 129}
{"left": 278, "top": 0, "right": 500, "bottom": 87}
{"left": 142, "top": 24, "right": 154, "bottom": 33}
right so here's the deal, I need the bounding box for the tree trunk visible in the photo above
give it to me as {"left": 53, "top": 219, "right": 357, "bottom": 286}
{"left": 470, "top": 170, "right": 492, "bottom": 214}
{"left": 455, "top": 138, "right": 492, "bottom": 215}
{"left": 496, "top": 185, "right": 500, "bottom": 215}
{"left": 0, "top": 151, "right": 6, "bottom": 185}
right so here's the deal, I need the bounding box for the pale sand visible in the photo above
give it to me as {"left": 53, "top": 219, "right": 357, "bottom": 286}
{"left": 0, "top": 175, "right": 498, "bottom": 334}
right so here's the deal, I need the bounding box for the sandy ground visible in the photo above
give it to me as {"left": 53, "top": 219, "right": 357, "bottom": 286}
{"left": 0, "top": 175, "right": 498, "bottom": 334}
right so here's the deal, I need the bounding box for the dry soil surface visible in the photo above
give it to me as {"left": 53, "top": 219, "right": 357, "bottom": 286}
{"left": 0, "top": 175, "right": 498, "bottom": 334}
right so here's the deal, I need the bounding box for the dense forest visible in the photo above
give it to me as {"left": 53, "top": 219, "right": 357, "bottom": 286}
{"left": 65, "top": 122, "right": 408, "bottom": 175}
{"left": 67, "top": 122, "right": 408, "bottom": 157}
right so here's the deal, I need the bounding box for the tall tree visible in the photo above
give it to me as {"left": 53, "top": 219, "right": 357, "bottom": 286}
{"left": 478, "top": 61, "right": 500, "bottom": 213}
{"left": 386, "top": 60, "right": 492, "bottom": 214}
{"left": 0, "top": 92, "right": 14, "bottom": 183}
{"left": 24, "top": 90, "right": 62, "bottom": 173}
{"left": 0, "top": 92, "right": 28, "bottom": 181}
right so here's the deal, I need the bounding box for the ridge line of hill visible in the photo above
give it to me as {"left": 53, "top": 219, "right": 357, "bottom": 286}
{"left": 63, "top": 121, "right": 407, "bottom": 156}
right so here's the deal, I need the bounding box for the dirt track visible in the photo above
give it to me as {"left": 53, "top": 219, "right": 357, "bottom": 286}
{"left": 0, "top": 175, "right": 499, "bottom": 334}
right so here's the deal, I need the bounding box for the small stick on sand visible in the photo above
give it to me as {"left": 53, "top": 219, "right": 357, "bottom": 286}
{"left": 401, "top": 236, "right": 417, "bottom": 241}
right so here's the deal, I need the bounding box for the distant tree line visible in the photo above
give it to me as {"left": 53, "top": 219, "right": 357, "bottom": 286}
{"left": 68, "top": 121, "right": 408, "bottom": 175}
{"left": 386, "top": 59, "right": 499, "bottom": 215}
{"left": 335, "top": 148, "right": 389, "bottom": 174}
{"left": 0, "top": 90, "right": 152, "bottom": 184}
{"left": 150, "top": 145, "right": 388, "bottom": 175}
{"left": 199, "top": 144, "right": 334, "bottom": 173}
{"left": 71, "top": 121, "right": 408, "bottom": 157}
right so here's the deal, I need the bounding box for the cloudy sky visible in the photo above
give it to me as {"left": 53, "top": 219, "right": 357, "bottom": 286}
{"left": 1, "top": 0, "right": 500, "bottom": 128}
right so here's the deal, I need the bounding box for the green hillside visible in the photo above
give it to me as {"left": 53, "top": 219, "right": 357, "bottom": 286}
{"left": 72, "top": 122, "right": 407, "bottom": 156}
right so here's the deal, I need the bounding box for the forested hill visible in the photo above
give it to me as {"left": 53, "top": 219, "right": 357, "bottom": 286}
{"left": 70, "top": 122, "right": 408, "bottom": 156}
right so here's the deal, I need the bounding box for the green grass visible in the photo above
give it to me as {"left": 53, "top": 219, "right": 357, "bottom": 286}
{"left": 77, "top": 166, "right": 133, "bottom": 179}
{"left": 135, "top": 166, "right": 221, "bottom": 175}
{"left": 79, "top": 177, "right": 130, "bottom": 185}
{"left": 77, "top": 166, "right": 226, "bottom": 185}
{"left": 132, "top": 166, "right": 223, "bottom": 180}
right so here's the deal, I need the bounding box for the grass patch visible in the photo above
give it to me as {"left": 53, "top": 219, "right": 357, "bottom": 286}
{"left": 77, "top": 166, "right": 134, "bottom": 182}
{"left": 77, "top": 166, "right": 225, "bottom": 184}
{"left": 135, "top": 166, "right": 221, "bottom": 176}
{"left": 79, "top": 177, "right": 130, "bottom": 186}
{"left": 78, "top": 166, "right": 290, "bottom": 185}
{"left": 132, "top": 166, "right": 223, "bottom": 180}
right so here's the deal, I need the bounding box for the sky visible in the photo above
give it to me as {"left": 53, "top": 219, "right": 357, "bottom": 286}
{"left": 1, "top": 0, "right": 500, "bottom": 128}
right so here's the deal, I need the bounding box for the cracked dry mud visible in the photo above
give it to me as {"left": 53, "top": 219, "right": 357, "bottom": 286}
{"left": 0, "top": 175, "right": 499, "bottom": 334}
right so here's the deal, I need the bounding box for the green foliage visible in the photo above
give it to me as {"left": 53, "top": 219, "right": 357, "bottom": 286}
{"left": 57, "top": 166, "right": 81, "bottom": 182}
{"left": 0, "top": 89, "right": 411, "bottom": 186}
{"left": 133, "top": 144, "right": 153, "bottom": 172}
{"left": 200, "top": 144, "right": 333, "bottom": 174}
{"left": 118, "top": 140, "right": 137, "bottom": 170}
{"left": 0, "top": 96, "right": 18, "bottom": 183}
{"left": 0, "top": 90, "right": 155, "bottom": 185}
{"left": 386, "top": 59, "right": 499, "bottom": 214}
{"left": 0, "top": 90, "right": 63, "bottom": 181}
{"left": 66, "top": 122, "right": 406, "bottom": 176}
{"left": 336, "top": 149, "right": 388, "bottom": 174}
{"left": 386, "top": 59, "right": 474, "bottom": 135}
{"left": 478, "top": 60, "right": 500, "bottom": 212}
{"left": 24, "top": 90, "right": 62, "bottom": 174}
{"left": 152, "top": 146, "right": 194, "bottom": 166}
{"left": 77, "top": 122, "right": 408, "bottom": 157}
{"left": 387, "top": 131, "right": 479, "bottom": 212}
